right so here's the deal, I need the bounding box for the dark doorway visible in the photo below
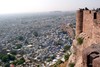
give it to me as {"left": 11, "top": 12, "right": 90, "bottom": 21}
{"left": 87, "top": 52, "right": 99, "bottom": 67}
{"left": 94, "top": 13, "right": 97, "bottom": 19}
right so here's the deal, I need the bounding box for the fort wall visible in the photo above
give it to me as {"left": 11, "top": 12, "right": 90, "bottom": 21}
{"left": 76, "top": 9, "right": 83, "bottom": 36}
{"left": 76, "top": 9, "right": 100, "bottom": 44}
{"left": 83, "top": 10, "right": 93, "bottom": 38}
{"left": 92, "top": 12, "right": 100, "bottom": 44}
{"left": 67, "top": 8, "right": 100, "bottom": 67}
{"left": 75, "top": 8, "right": 100, "bottom": 67}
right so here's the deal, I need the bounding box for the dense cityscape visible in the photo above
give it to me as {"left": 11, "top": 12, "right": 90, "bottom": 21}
{"left": 0, "top": 12, "right": 75, "bottom": 67}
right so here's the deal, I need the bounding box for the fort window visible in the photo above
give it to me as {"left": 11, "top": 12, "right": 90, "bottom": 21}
{"left": 94, "top": 13, "right": 97, "bottom": 19}
{"left": 87, "top": 51, "right": 99, "bottom": 67}
{"left": 89, "top": 11, "right": 91, "bottom": 14}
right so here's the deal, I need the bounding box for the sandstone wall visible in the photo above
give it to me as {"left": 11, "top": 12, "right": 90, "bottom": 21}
{"left": 97, "top": 12, "right": 100, "bottom": 22}
{"left": 68, "top": 9, "right": 100, "bottom": 67}
{"left": 83, "top": 10, "right": 93, "bottom": 38}
{"left": 93, "top": 57, "right": 100, "bottom": 67}
{"left": 76, "top": 10, "right": 83, "bottom": 36}
{"left": 92, "top": 12, "right": 100, "bottom": 44}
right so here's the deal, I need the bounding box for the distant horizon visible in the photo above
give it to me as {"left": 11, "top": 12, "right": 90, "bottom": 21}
{"left": 0, "top": 0, "right": 100, "bottom": 14}
{"left": 0, "top": 10, "right": 76, "bottom": 15}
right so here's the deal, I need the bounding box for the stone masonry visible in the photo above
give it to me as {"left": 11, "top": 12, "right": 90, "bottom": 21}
{"left": 76, "top": 8, "right": 100, "bottom": 67}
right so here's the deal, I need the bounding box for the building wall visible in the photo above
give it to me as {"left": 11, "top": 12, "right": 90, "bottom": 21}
{"left": 81, "top": 9, "right": 100, "bottom": 67}
{"left": 92, "top": 12, "right": 100, "bottom": 44}
{"left": 76, "top": 10, "right": 83, "bottom": 36}
{"left": 76, "top": 9, "right": 100, "bottom": 43}
{"left": 97, "top": 12, "right": 100, "bottom": 22}
{"left": 83, "top": 10, "right": 93, "bottom": 38}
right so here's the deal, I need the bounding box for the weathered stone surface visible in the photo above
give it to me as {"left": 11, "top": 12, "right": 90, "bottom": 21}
{"left": 76, "top": 9, "right": 83, "bottom": 36}
{"left": 93, "top": 57, "right": 100, "bottom": 67}
{"left": 83, "top": 44, "right": 100, "bottom": 67}
{"left": 67, "top": 8, "right": 100, "bottom": 67}
{"left": 66, "top": 54, "right": 76, "bottom": 67}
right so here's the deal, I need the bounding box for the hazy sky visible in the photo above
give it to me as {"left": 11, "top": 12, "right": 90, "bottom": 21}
{"left": 0, "top": 0, "right": 100, "bottom": 14}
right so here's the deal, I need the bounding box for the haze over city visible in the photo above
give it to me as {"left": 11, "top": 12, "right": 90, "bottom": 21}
{"left": 0, "top": 0, "right": 100, "bottom": 14}
{"left": 0, "top": 0, "right": 100, "bottom": 67}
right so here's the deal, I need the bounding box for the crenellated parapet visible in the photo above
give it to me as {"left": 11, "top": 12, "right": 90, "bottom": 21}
{"left": 76, "top": 8, "right": 100, "bottom": 38}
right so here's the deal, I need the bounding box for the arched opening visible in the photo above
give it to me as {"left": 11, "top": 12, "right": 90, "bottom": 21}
{"left": 87, "top": 51, "right": 99, "bottom": 67}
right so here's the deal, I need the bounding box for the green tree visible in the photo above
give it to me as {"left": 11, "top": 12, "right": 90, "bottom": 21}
{"left": 47, "top": 55, "right": 55, "bottom": 62}
{"left": 33, "top": 31, "right": 38, "bottom": 37}
{"left": 11, "top": 61, "right": 17, "bottom": 65}
{"left": 64, "top": 45, "right": 71, "bottom": 52}
{"left": 5, "top": 63, "right": 10, "bottom": 67}
{"left": 37, "top": 65, "right": 40, "bottom": 67}
{"left": 1, "top": 54, "right": 16, "bottom": 63}
{"left": 16, "top": 57, "right": 25, "bottom": 65}
{"left": 0, "top": 53, "right": 5, "bottom": 59}
{"left": 8, "top": 54, "right": 16, "bottom": 61}
{"left": 64, "top": 54, "right": 70, "bottom": 61}
{"left": 56, "top": 59, "right": 63, "bottom": 65}
{"left": 17, "top": 36, "right": 24, "bottom": 41}
{"left": 10, "top": 51, "right": 17, "bottom": 55}
{"left": 2, "top": 55, "right": 9, "bottom": 62}
{"left": 54, "top": 64, "right": 57, "bottom": 67}
{"left": 77, "top": 37, "right": 83, "bottom": 45}
{"left": 69, "top": 63, "right": 75, "bottom": 67}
